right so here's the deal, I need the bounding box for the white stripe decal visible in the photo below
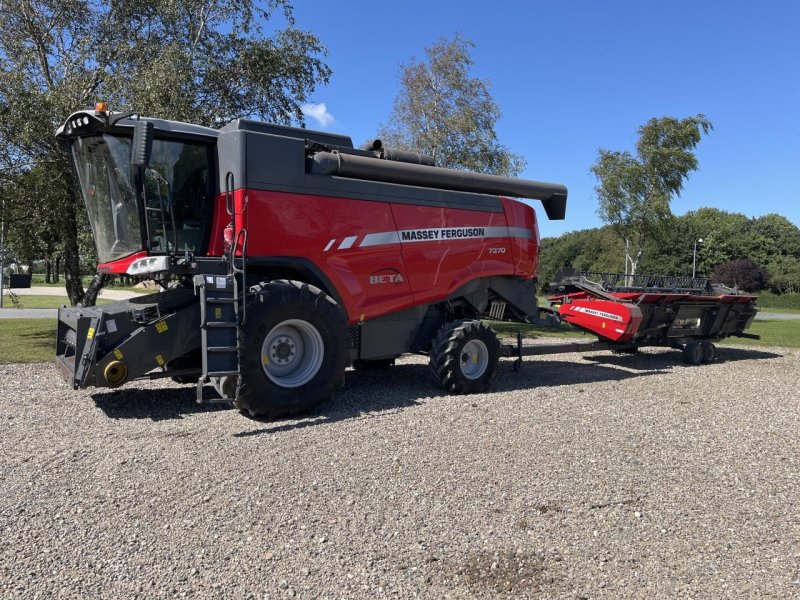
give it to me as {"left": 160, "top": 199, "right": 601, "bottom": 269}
{"left": 355, "top": 226, "right": 532, "bottom": 249}
{"left": 338, "top": 236, "right": 358, "bottom": 250}
{"left": 323, "top": 239, "right": 335, "bottom": 252}
{"left": 360, "top": 231, "right": 402, "bottom": 248}
{"left": 354, "top": 227, "right": 533, "bottom": 249}
{"left": 507, "top": 227, "right": 534, "bottom": 239}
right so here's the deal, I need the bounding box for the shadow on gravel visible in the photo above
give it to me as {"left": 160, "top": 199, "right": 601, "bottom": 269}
{"left": 234, "top": 367, "right": 435, "bottom": 437}
{"left": 583, "top": 346, "right": 782, "bottom": 370}
{"left": 91, "top": 385, "right": 232, "bottom": 421}
{"left": 235, "top": 358, "right": 674, "bottom": 437}
{"left": 91, "top": 346, "right": 781, "bottom": 428}
{"left": 714, "top": 347, "right": 783, "bottom": 362}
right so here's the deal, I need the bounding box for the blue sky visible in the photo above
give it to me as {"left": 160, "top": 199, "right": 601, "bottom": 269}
{"left": 287, "top": 0, "right": 799, "bottom": 238}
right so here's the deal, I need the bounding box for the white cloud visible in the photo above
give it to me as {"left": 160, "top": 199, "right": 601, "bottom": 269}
{"left": 301, "top": 102, "right": 335, "bottom": 128}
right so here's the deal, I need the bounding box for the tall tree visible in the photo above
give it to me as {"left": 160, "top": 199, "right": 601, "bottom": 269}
{"left": 0, "top": 0, "right": 331, "bottom": 305}
{"left": 591, "top": 114, "right": 712, "bottom": 277}
{"left": 377, "top": 34, "right": 525, "bottom": 176}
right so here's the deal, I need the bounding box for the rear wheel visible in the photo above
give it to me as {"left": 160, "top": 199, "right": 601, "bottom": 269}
{"left": 236, "top": 280, "right": 349, "bottom": 418}
{"left": 682, "top": 340, "right": 704, "bottom": 365}
{"left": 429, "top": 319, "right": 500, "bottom": 394}
{"left": 701, "top": 340, "right": 716, "bottom": 364}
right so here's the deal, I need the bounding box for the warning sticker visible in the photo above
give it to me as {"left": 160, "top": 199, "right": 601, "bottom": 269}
{"left": 155, "top": 321, "right": 169, "bottom": 333}
{"left": 114, "top": 349, "right": 124, "bottom": 360}
{"left": 87, "top": 327, "right": 95, "bottom": 340}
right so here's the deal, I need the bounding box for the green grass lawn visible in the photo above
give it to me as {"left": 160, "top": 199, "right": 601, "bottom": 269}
{"left": 488, "top": 320, "right": 585, "bottom": 339}
{"left": 718, "top": 319, "right": 800, "bottom": 348}
{"left": 756, "top": 304, "right": 800, "bottom": 315}
{"left": 754, "top": 291, "right": 800, "bottom": 313}
{"left": 1, "top": 294, "right": 113, "bottom": 309}
{"left": 0, "top": 319, "right": 57, "bottom": 364}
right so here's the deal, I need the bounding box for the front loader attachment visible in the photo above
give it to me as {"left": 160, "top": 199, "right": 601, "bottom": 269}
{"left": 56, "top": 289, "right": 202, "bottom": 389}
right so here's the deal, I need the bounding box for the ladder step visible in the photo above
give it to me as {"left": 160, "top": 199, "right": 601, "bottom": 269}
{"left": 207, "top": 298, "right": 237, "bottom": 304}
{"left": 206, "top": 322, "right": 237, "bottom": 328}
{"left": 207, "top": 346, "right": 238, "bottom": 353}
{"left": 207, "top": 370, "right": 240, "bottom": 377}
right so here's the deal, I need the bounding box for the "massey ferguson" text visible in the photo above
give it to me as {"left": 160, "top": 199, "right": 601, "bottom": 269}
{"left": 400, "top": 227, "right": 485, "bottom": 242}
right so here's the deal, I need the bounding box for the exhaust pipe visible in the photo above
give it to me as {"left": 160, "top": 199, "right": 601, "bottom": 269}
{"left": 310, "top": 151, "right": 567, "bottom": 220}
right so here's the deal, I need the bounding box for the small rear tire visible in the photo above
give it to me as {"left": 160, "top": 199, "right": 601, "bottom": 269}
{"left": 429, "top": 319, "right": 500, "bottom": 394}
{"left": 701, "top": 340, "right": 716, "bottom": 364}
{"left": 682, "top": 341, "right": 704, "bottom": 365}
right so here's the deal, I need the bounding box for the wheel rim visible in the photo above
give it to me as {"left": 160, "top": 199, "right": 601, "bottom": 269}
{"left": 261, "top": 319, "right": 325, "bottom": 388}
{"left": 460, "top": 339, "right": 489, "bottom": 380}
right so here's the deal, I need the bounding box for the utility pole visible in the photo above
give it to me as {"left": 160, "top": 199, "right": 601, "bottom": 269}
{"left": 692, "top": 238, "right": 704, "bottom": 279}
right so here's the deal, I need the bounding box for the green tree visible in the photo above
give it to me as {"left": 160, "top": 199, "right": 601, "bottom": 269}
{"left": 591, "top": 114, "right": 712, "bottom": 278}
{"left": 767, "top": 256, "right": 800, "bottom": 294}
{"left": 0, "top": 0, "right": 330, "bottom": 305}
{"left": 377, "top": 34, "right": 525, "bottom": 176}
{"left": 537, "top": 226, "right": 624, "bottom": 286}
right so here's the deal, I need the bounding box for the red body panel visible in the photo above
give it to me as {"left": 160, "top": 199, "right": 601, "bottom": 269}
{"left": 557, "top": 298, "right": 643, "bottom": 342}
{"left": 218, "top": 188, "right": 539, "bottom": 323}
{"left": 500, "top": 197, "right": 540, "bottom": 276}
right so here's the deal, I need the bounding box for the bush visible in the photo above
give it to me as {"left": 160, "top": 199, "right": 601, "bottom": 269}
{"left": 712, "top": 259, "right": 769, "bottom": 292}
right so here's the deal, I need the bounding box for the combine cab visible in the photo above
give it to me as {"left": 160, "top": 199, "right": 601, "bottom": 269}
{"left": 53, "top": 105, "right": 759, "bottom": 419}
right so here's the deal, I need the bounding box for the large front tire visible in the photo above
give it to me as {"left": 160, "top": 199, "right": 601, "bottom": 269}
{"left": 236, "top": 280, "right": 349, "bottom": 418}
{"left": 429, "top": 320, "right": 500, "bottom": 394}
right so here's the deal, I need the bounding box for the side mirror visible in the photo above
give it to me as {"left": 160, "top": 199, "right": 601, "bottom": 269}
{"left": 132, "top": 120, "right": 154, "bottom": 167}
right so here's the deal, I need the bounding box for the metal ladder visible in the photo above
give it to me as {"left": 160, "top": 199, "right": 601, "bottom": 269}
{"left": 194, "top": 172, "right": 248, "bottom": 403}
{"left": 194, "top": 273, "right": 240, "bottom": 402}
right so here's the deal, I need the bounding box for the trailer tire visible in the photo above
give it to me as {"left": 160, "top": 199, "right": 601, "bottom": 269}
{"left": 235, "top": 280, "right": 349, "bottom": 418}
{"left": 682, "top": 341, "right": 704, "bottom": 366}
{"left": 429, "top": 319, "right": 500, "bottom": 394}
{"left": 701, "top": 340, "right": 716, "bottom": 364}
{"left": 352, "top": 358, "right": 396, "bottom": 371}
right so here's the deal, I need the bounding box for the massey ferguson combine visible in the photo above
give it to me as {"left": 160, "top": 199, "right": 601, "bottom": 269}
{"left": 55, "top": 105, "right": 758, "bottom": 417}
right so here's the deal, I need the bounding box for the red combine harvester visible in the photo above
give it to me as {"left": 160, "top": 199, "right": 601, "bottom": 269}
{"left": 54, "top": 106, "right": 758, "bottom": 418}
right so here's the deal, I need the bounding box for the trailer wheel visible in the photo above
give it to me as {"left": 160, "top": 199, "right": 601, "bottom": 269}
{"left": 236, "top": 280, "right": 349, "bottom": 418}
{"left": 701, "top": 340, "right": 717, "bottom": 364}
{"left": 352, "top": 358, "right": 396, "bottom": 371}
{"left": 429, "top": 320, "right": 500, "bottom": 394}
{"left": 682, "top": 341, "right": 704, "bottom": 366}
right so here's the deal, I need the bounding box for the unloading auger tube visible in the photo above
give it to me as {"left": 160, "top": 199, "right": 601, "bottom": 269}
{"left": 309, "top": 150, "right": 568, "bottom": 220}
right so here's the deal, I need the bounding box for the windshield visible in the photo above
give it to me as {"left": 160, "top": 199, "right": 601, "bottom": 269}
{"left": 72, "top": 135, "right": 141, "bottom": 263}
{"left": 72, "top": 134, "right": 212, "bottom": 264}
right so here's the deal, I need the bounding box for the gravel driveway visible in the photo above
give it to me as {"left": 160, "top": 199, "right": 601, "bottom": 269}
{"left": 1, "top": 344, "right": 798, "bottom": 599}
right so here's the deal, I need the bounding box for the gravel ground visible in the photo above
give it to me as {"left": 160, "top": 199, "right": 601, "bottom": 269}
{"left": 1, "top": 344, "right": 798, "bottom": 599}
